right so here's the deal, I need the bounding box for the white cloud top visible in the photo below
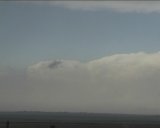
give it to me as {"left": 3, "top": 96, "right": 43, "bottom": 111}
{"left": 1, "top": 52, "right": 160, "bottom": 114}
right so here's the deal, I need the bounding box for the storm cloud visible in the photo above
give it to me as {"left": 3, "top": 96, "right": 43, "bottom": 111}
{"left": 1, "top": 52, "right": 160, "bottom": 114}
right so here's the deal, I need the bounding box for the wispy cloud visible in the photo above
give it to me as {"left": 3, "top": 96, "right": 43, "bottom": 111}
{"left": 53, "top": 1, "right": 160, "bottom": 13}
{"left": 2, "top": 1, "right": 160, "bottom": 13}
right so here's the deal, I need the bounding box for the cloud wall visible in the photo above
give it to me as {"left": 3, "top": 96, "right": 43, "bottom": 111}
{"left": 1, "top": 52, "right": 160, "bottom": 114}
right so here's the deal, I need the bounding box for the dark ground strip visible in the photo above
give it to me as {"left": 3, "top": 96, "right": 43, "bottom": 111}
{"left": 1, "top": 121, "right": 160, "bottom": 128}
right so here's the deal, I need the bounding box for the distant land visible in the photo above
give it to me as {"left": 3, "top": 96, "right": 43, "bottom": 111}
{"left": 0, "top": 111, "right": 160, "bottom": 123}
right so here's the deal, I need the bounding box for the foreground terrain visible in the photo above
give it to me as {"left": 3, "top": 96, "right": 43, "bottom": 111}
{"left": 1, "top": 112, "right": 160, "bottom": 128}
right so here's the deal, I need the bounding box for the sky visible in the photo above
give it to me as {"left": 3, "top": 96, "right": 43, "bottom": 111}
{"left": 1, "top": 1, "right": 160, "bottom": 114}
